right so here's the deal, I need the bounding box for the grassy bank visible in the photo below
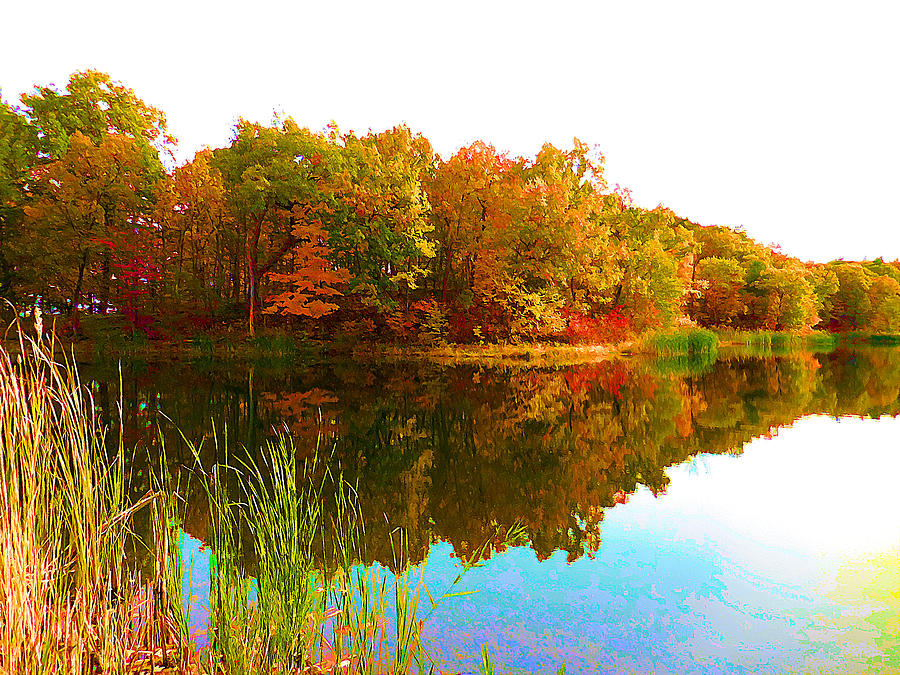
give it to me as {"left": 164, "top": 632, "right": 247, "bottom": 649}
{"left": 3, "top": 317, "right": 632, "bottom": 370}
{"left": 0, "top": 335, "right": 524, "bottom": 674}
{"left": 637, "top": 327, "right": 719, "bottom": 357}
{"left": 367, "top": 341, "right": 626, "bottom": 368}
{"left": 10, "top": 316, "right": 900, "bottom": 379}
{"left": 715, "top": 329, "right": 837, "bottom": 352}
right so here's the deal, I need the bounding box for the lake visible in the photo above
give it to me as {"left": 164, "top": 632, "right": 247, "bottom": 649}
{"left": 82, "top": 345, "right": 900, "bottom": 673}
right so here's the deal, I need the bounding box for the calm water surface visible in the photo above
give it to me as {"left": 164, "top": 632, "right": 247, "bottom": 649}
{"left": 86, "top": 346, "right": 900, "bottom": 673}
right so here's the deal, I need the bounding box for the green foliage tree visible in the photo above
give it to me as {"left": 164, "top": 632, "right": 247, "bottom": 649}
{"left": 212, "top": 118, "right": 345, "bottom": 334}
{"left": 328, "top": 125, "right": 435, "bottom": 312}
{"left": 808, "top": 264, "right": 839, "bottom": 327}
{"left": 867, "top": 275, "right": 900, "bottom": 333}
{"left": 747, "top": 259, "right": 817, "bottom": 330}
{"left": 0, "top": 96, "right": 37, "bottom": 300}
{"left": 829, "top": 263, "right": 873, "bottom": 330}
{"left": 22, "top": 70, "right": 172, "bottom": 179}
{"left": 606, "top": 203, "right": 695, "bottom": 331}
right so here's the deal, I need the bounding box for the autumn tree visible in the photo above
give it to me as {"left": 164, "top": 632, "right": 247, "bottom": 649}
{"left": 426, "top": 141, "right": 516, "bottom": 305}
{"left": 212, "top": 118, "right": 346, "bottom": 334}
{"left": 4, "top": 71, "right": 171, "bottom": 326}
{"left": 427, "top": 140, "right": 616, "bottom": 339}
{"left": 156, "top": 149, "right": 238, "bottom": 312}
{"left": 328, "top": 125, "right": 435, "bottom": 312}
{"left": 510, "top": 141, "right": 615, "bottom": 333}
{"left": 20, "top": 132, "right": 156, "bottom": 319}
{"left": 13, "top": 68, "right": 900, "bottom": 344}
{"left": 263, "top": 221, "right": 350, "bottom": 318}
{"left": 746, "top": 258, "right": 818, "bottom": 330}
{"left": 686, "top": 223, "right": 821, "bottom": 331}
{"left": 693, "top": 257, "right": 745, "bottom": 326}
{"left": 0, "top": 96, "right": 36, "bottom": 301}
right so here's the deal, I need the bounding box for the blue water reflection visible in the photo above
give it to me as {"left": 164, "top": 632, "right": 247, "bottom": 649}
{"left": 417, "top": 416, "right": 900, "bottom": 673}
{"left": 179, "top": 415, "right": 900, "bottom": 673}
{"left": 180, "top": 533, "right": 212, "bottom": 650}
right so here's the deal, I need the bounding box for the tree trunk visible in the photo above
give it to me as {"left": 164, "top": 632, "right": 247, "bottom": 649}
{"left": 231, "top": 248, "right": 240, "bottom": 300}
{"left": 441, "top": 243, "right": 453, "bottom": 303}
{"left": 69, "top": 251, "right": 89, "bottom": 318}
{"left": 247, "top": 242, "right": 256, "bottom": 337}
{"left": 98, "top": 250, "right": 111, "bottom": 314}
{"left": 246, "top": 216, "right": 263, "bottom": 337}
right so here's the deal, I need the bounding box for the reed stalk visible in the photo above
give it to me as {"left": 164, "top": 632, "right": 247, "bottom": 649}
{"left": 0, "top": 333, "right": 188, "bottom": 674}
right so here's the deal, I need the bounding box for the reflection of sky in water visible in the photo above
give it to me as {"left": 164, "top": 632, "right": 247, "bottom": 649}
{"left": 180, "top": 534, "right": 211, "bottom": 650}
{"left": 421, "top": 415, "right": 900, "bottom": 673}
{"left": 180, "top": 415, "right": 900, "bottom": 673}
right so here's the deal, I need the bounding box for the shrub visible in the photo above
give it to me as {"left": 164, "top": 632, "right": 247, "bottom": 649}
{"left": 563, "top": 306, "right": 632, "bottom": 345}
{"left": 645, "top": 327, "right": 719, "bottom": 356}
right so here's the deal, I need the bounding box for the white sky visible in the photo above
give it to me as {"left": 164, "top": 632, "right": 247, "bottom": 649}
{"left": 3, "top": 0, "right": 899, "bottom": 263}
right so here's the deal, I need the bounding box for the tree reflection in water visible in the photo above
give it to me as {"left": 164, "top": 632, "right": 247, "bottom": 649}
{"left": 86, "top": 346, "right": 900, "bottom": 569}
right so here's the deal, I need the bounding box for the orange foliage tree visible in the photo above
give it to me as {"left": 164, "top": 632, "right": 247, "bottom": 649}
{"left": 263, "top": 221, "right": 349, "bottom": 318}
{"left": 212, "top": 118, "right": 345, "bottom": 334}
{"left": 21, "top": 132, "right": 157, "bottom": 320}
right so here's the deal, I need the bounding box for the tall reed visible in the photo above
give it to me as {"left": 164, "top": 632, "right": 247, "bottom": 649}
{"left": 642, "top": 327, "right": 719, "bottom": 356}
{"left": 0, "top": 334, "right": 188, "bottom": 674}
{"left": 187, "top": 432, "right": 440, "bottom": 674}
{"left": 0, "top": 332, "right": 528, "bottom": 674}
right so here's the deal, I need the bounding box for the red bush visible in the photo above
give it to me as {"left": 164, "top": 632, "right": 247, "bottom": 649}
{"left": 563, "top": 305, "right": 631, "bottom": 344}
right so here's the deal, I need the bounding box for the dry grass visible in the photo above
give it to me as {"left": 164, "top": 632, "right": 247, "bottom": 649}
{"left": 0, "top": 332, "right": 192, "bottom": 674}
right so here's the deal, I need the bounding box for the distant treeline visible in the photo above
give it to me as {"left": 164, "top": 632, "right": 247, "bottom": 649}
{"left": 2, "top": 70, "right": 899, "bottom": 341}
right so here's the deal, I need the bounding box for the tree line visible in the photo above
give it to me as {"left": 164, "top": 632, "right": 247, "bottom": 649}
{"left": 2, "top": 70, "right": 900, "bottom": 341}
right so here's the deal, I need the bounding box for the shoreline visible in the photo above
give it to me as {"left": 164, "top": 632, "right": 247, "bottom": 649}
{"left": 2, "top": 324, "right": 894, "bottom": 370}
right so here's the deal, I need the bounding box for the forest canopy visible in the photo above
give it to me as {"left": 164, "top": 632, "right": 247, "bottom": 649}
{"left": 3, "top": 70, "right": 900, "bottom": 342}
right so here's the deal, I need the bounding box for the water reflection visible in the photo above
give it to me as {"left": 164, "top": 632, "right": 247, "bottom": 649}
{"left": 86, "top": 347, "right": 900, "bottom": 569}
{"left": 418, "top": 416, "right": 899, "bottom": 673}
{"left": 84, "top": 346, "right": 900, "bottom": 671}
